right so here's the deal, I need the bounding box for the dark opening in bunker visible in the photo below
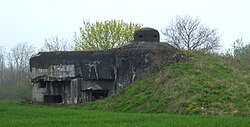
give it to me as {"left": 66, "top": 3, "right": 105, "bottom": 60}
{"left": 81, "top": 89, "right": 109, "bottom": 102}
{"left": 138, "top": 35, "right": 143, "bottom": 39}
{"left": 91, "top": 90, "right": 109, "bottom": 99}
{"left": 38, "top": 83, "right": 46, "bottom": 88}
{"left": 44, "top": 95, "right": 62, "bottom": 103}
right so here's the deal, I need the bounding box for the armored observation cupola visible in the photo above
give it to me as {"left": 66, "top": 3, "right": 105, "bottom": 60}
{"left": 133, "top": 27, "right": 160, "bottom": 42}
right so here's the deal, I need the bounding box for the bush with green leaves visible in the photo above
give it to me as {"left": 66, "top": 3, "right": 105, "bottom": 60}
{"left": 74, "top": 20, "right": 142, "bottom": 51}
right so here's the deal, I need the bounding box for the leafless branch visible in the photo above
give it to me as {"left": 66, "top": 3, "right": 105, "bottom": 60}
{"left": 162, "top": 14, "right": 220, "bottom": 52}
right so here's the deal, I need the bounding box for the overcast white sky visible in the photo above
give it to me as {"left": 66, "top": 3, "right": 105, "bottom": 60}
{"left": 0, "top": 0, "right": 249, "bottom": 51}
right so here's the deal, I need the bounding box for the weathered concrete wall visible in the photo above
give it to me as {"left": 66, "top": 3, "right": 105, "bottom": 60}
{"left": 48, "top": 64, "right": 75, "bottom": 78}
{"left": 81, "top": 52, "right": 115, "bottom": 80}
{"left": 113, "top": 41, "right": 179, "bottom": 90}
{"left": 32, "top": 83, "right": 45, "bottom": 102}
{"left": 30, "top": 51, "right": 115, "bottom": 79}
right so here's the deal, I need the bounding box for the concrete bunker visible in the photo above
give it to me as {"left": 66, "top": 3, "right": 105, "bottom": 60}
{"left": 134, "top": 27, "right": 160, "bottom": 42}
{"left": 30, "top": 27, "right": 182, "bottom": 104}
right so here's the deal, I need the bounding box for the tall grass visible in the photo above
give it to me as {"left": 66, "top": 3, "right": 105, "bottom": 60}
{"left": 0, "top": 102, "right": 249, "bottom": 127}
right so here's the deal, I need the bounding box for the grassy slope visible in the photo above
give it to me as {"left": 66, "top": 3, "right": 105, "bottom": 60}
{"left": 85, "top": 52, "right": 250, "bottom": 116}
{"left": 0, "top": 102, "right": 249, "bottom": 127}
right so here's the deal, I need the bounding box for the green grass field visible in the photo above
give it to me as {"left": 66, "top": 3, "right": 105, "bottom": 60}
{"left": 1, "top": 52, "right": 250, "bottom": 126}
{"left": 0, "top": 102, "right": 249, "bottom": 127}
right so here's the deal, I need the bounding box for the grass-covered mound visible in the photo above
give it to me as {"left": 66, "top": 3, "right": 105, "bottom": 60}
{"left": 85, "top": 52, "right": 250, "bottom": 116}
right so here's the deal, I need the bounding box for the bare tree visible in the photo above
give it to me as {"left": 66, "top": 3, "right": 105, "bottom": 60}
{"left": 10, "top": 42, "right": 35, "bottom": 71}
{"left": 41, "top": 35, "right": 72, "bottom": 51}
{"left": 0, "top": 46, "right": 5, "bottom": 69}
{"left": 8, "top": 42, "right": 36, "bottom": 84}
{"left": 162, "top": 15, "right": 220, "bottom": 52}
{"left": 0, "top": 43, "right": 35, "bottom": 100}
{"left": 0, "top": 46, "right": 5, "bottom": 85}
